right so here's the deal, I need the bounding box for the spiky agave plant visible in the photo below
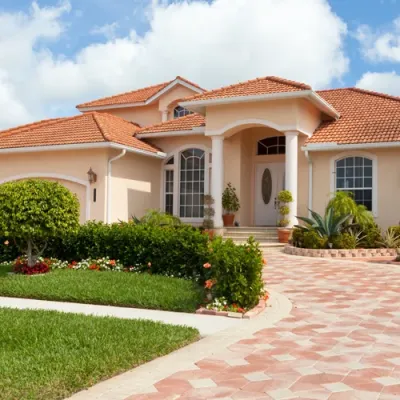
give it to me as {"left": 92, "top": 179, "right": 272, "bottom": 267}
{"left": 295, "top": 208, "right": 352, "bottom": 240}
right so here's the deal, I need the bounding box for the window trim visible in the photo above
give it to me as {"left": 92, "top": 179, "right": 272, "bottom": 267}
{"left": 330, "top": 151, "right": 378, "bottom": 217}
{"left": 173, "top": 106, "right": 192, "bottom": 119}
{"left": 161, "top": 144, "right": 212, "bottom": 223}
{"left": 257, "top": 136, "right": 286, "bottom": 156}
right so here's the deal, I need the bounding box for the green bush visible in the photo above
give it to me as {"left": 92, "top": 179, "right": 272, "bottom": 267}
{"left": 0, "top": 238, "right": 19, "bottom": 263}
{"left": 303, "top": 231, "right": 328, "bottom": 249}
{"left": 388, "top": 225, "right": 400, "bottom": 238}
{"left": 133, "top": 209, "right": 182, "bottom": 226}
{"left": 291, "top": 228, "right": 304, "bottom": 248}
{"left": 331, "top": 233, "right": 357, "bottom": 249}
{"left": 209, "top": 237, "right": 264, "bottom": 309}
{"left": 360, "top": 223, "right": 383, "bottom": 248}
{"left": 0, "top": 179, "right": 80, "bottom": 266}
{"left": 48, "top": 222, "right": 210, "bottom": 282}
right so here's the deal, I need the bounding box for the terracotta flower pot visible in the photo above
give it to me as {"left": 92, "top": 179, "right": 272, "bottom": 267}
{"left": 278, "top": 228, "right": 292, "bottom": 243}
{"left": 222, "top": 214, "right": 235, "bottom": 227}
{"left": 204, "top": 229, "right": 215, "bottom": 240}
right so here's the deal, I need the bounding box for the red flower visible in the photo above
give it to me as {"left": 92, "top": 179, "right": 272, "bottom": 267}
{"left": 204, "top": 279, "right": 214, "bottom": 289}
{"left": 109, "top": 260, "right": 116, "bottom": 266}
{"left": 238, "top": 307, "right": 245, "bottom": 313}
{"left": 203, "top": 262, "right": 211, "bottom": 269}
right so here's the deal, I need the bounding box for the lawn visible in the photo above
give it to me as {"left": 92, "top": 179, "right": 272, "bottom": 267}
{"left": 0, "top": 269, "right": 204, "bottom": 312}
{"left": 0, "top": 308, "right": 198, "bottom": 400}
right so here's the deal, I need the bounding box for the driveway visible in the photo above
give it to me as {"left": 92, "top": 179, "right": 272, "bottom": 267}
{"left": 125, "top": 251, "right": 400, "bottom": 400}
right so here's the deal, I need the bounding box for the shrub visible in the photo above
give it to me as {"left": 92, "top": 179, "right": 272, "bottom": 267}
{"left": 360, "top": 223, "right": 383, "bottom": 248}
{"left": 331, "top": 233, "right": 357, "bottom": 249}
{"left": 203, "top": 195, "right": 215, "bottom": 230}
{"left": 208, "top": 237, "right": 264, "bottom": 309}
{"left": 0, "top": 179, "right": 79, "bottom": 266}
{"left": 133, "top": 209, "right": 182, "bottom": 226}
{"left": 302, "top": 231, "right": 328, "bottom": 249}
{"left": 277, "top": 190, "right": 293, "bottom": 227}
{"left": 327, "top": 191, "right": 374, "bottom": 229}
{"left": 378, "top": 229, "right": 400, "bottom": 249}
{"left": 0, "top": 238, "right": 19, "bottom": 263}
{"left": 388, "top": 225, "right": 400, "bottom": 238}
{"left": 222, "top": 183, "right": 240, "bottom": 213}
{"left": 48, "top": 222, "right": 211, "bottom": 282}
{"left": 291, "top": 227, "right": 305, "bottom": 248}
{"left": 13, "top": 258, "right": 50, "bottom": 275}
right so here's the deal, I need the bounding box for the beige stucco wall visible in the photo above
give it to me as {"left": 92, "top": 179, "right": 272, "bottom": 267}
{"left": 310, "top": 148, "right": 400, "bottom": 230}
{"left": 0, "top": 149, "right": 108, "bottom": 222}
{"left": 159, "top": 86, "right": 198, "bottom": 115}
{"left": 110, "top": 150, "right": 163, "bottom": 222}
{"left": 99, "top": 104, "right": 161, "bottom": 128}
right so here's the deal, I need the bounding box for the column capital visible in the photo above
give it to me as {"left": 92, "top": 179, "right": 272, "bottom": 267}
{"left": 284, "top": 130, "right": 299, "bottom": 137}
{"left": 210, "top": 135, "right": 225, "bottom": 142}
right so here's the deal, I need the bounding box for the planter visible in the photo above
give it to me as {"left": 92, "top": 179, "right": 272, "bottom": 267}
{"left": 204, "top": 229, "right": 215, "bottom": 240}
{"left": 222, "top": 213, "right": 235, "bottom": 227}
{"left": 278, "top": 228, "right": 292, "bottom": 243}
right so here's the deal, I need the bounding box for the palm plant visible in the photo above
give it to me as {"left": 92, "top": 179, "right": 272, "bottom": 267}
{"left": 378, "top": 229, "right": 400, "bottom": 249}
{"left": 295, "top": 208, "right": 352, "bottom": 240}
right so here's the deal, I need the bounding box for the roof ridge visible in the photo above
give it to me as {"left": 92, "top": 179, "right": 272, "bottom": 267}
{"left": 76, "top": 80, "right": 173, "bottom": 109}
{"left": 91, "top": 112, "right": 112, "bottom": 142}
{"left": 175, "top": 76, "right": 206, "bottom": 91}
{"left": 349, "top": 87, "right": 400, "bottom": 103}
{"left": 265, "top": 76, "right": 311, "bottom": 90}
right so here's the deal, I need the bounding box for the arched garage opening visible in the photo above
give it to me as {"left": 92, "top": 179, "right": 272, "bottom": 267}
{"left": 0, "top": 173, "right": 90, "bottom": 223}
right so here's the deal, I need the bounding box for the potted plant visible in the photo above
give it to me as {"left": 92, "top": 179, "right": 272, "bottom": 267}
{"left": 222, "top": 182, "right": 240, "bottom": 227}
{"left": 203, "top": 194, "right": 215, "bottom": 239}
{"left": 277, "top": 190, "right": 293, "bottom": 243}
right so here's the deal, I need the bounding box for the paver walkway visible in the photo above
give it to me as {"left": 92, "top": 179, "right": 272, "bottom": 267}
{"left": 126, "top": 252, "right": 400, "bottom": 400}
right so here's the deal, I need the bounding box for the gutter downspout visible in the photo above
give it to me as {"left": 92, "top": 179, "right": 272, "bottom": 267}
{"left": 107, "top": 149, "right": 127, "bottom": 223}
{"left": 305, "top": 150, "right": 313, "bottom": 217}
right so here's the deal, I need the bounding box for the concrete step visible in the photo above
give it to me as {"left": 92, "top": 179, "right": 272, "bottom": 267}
{"left": 225, "top": 232, "right": 278, "bottom": 239}
{"left": 229, "top": 240, "right": 284, "bottom": 249}
{"left": 224, "top": 226, "right": 278, "bottom": 232}
{"left": 225, "top": 237, "right": 279, "bottom": 244}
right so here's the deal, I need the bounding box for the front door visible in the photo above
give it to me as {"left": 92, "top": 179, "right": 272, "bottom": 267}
{"left": 255, "top": 163, "right": 285, "bottom": 226}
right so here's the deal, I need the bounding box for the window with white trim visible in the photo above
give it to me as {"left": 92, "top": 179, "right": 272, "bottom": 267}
{"left": 335, "top": 156, "right": 373, "bottom": 211}
{"left": 257, "top": 136, "right": 286, "bottom": 155}
{"left": 174, "top": 106, "right": 192, "bottom": 119}
{"left": 180, "top": 149, "right": 205, "bottom": 218}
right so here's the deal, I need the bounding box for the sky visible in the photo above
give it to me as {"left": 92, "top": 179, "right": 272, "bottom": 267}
{"left": 0, "top": 0, "right": 399, "bottom": 129}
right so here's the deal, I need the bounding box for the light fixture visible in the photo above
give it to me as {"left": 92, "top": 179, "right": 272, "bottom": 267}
{"left": 87, "top": 167, "right": 97, "bottom": 184}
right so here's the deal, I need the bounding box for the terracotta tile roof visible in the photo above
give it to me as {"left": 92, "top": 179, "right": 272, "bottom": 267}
{"left": 136, "top": 113, "right": 205, "bottom": 135}
{"left": 182, "top": 76, "right": 311, "bottom": 102}
{"left": 77, "top": 76, "right": 204, "bottom": 109}
{"left": 0, "top": 112, "right": 161, "bottom": 154}
{"left": 307, "top": 88, "right": 400, "bottom": 145}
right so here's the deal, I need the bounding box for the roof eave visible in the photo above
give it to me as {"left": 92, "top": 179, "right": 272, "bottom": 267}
{"left": 180, "top": 90, "right": 340, "bottom": 119}
{"left": 0, "top": 142, "right": 166, "bottom": 158}
{"left": 302, "top": 141, "right": 400, "bottom": 151}
{"left": 136, "top": 127, "right": 205, "bottom": 139}
{"left": 76, "top": 78, "right": 205, "bottom": 112}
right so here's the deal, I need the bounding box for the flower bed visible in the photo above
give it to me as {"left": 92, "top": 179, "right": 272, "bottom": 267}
{"left": 284, "top": 245, "right": 398, "bottom": 259}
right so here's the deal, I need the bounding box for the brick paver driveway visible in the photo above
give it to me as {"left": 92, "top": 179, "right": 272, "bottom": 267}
{"left": 128, "top": 252, "right": 400, "bottom": 400}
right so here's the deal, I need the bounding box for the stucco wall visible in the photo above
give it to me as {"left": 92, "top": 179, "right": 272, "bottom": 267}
{"left": 310, "top": 148, "right": 400, "bottom": 230}
{"left": 99, "top": 104, "right": 161, "bottom": 128}
{"left": 0, "top": 149, "right": 108, "bottom": 222}
{"left": 160, "top": 86, "right": 198, "bottom": 116}
{"left": 110, "top": 151, "right": 163, "bottom": 222}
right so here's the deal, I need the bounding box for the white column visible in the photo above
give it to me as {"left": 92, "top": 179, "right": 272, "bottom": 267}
{"left": 211, "top": 135, "right": 224, "bottom": 228}
{"left": 285, "top": 131, "right": 299, "bottom": 227}
{"left": 161, "top": 110, "right": 168, "bottom": 122}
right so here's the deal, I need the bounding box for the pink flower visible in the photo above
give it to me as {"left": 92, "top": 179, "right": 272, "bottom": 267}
{"left": 203, "top": 262, "right": 211, "bottom": 269}
{"left": 148, "top": 262, "right": 152, "bottom": 268}
{"left": 4, "top": 240, "right": 9, "bottom": 246}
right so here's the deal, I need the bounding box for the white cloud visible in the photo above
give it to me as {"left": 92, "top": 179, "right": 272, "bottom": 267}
{"left": 0, "top": 0, "right": 349, "bottom": 129}
{"left": 91, "top": 22, "right": 119, "bottom": 40}
{"left": 356, "top": 71, "right": 400, "bottom": 96}
{"left": 356, "top": 16, "right": 400, "bottom": 62}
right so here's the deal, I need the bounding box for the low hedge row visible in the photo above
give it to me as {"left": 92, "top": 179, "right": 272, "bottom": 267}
{"left": 1, "top": 222, "right": 265, "bottom": 309}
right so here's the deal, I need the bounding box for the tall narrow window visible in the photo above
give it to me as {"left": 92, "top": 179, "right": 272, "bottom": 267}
{"left": 165, "top": 170, "right": 174, "bottom": 215}
{"left": 335, "top": 156, "right": 373, "bottom": 211}
{"left": 180, "top": 149, "right": 205, "bottom": 218}
{"left": 174, "top": 106, "right": 192, "bottom": 119}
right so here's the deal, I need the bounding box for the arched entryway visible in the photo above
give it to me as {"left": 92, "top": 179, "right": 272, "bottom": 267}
{"left": 0, "top": 173, "right": 90, "bottom": 223}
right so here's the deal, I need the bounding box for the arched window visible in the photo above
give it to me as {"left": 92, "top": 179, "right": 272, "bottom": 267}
{"left": 180, "top": 149, "right": 205, "bottom": 218}
{"left": 257, "top": 136, "right": 286, "bottom": 155}
{"left": 174, "top": 106, "right": 192, "bottom": 119}
{"left": 335, "top": 156, "right": 373, "bottom": 211}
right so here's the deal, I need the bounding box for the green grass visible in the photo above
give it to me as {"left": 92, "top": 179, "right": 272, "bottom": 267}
{"left": 0, "top": 308, "right": 198, "bottom": 400}
{"left": 0, "top": 270, "right": 204, "bottom": 312}
{"left": 0, "top": 263, "right": 12, "bottom": 277}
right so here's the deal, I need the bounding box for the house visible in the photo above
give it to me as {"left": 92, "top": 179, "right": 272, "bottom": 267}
{"left": 0, "top": 75, "right": 399, "bottom": 230}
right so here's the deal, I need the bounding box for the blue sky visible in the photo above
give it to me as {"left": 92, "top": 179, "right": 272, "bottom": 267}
{"left": 0, "top": 0, "right": 399, "bottom": 127}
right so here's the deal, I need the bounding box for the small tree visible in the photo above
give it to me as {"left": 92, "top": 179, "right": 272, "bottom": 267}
{"left": 203, "top": 195, "right": 215, "bottom": 230}
{"left": 222, "top": 183, "right": 240, "bottom": 214}
{"left": 277, "top": 190, "right": 293, "bottom": 227}
{"left": 0, "top": 179, "right": 80, "bottom": 266}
